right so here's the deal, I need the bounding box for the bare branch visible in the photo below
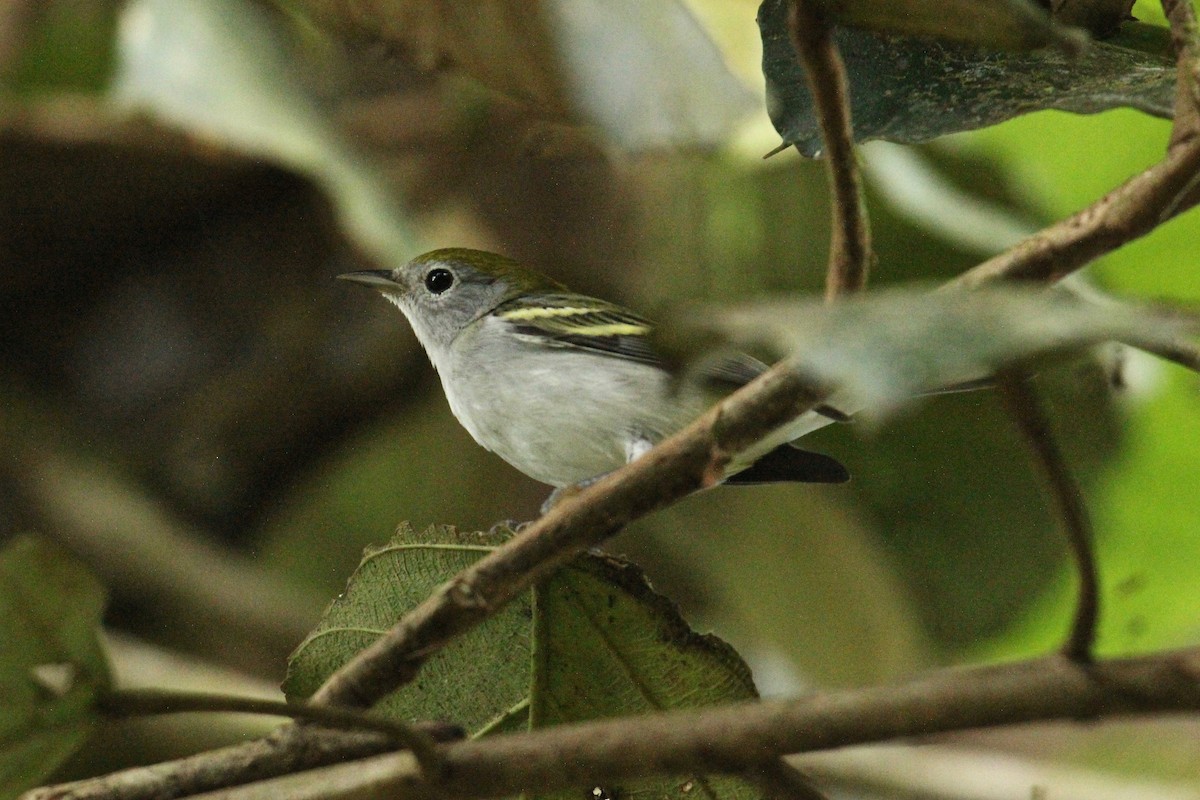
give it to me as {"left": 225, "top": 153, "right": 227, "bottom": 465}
{"left": 997, "top": 372, "right": 1099, "bottom": 663}
{"left": 113, "top": 648, "right": 1200, "bottom": 800}
{"left": 950, "top": 135, "right": 1200, "bottom": 289}
{"left": 786, "top": 0, "right": 873, "bottom": 300}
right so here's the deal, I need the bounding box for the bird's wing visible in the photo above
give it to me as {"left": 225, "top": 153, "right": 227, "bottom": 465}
{"left": 494, "top": 294, "right": 662, "bottom": 366}
{"left": 495, "top": 294, "right": 854, "bottom": 423}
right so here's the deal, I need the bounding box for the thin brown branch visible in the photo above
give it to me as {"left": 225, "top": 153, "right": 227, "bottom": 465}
{"left": 25, "top": 727, "right": 393, "bottom": 800}
{"left": 1163, "top": 0, "right": 1200, "bottom": 149}
{"left": 997, "top": 372, "right": 1099, "bottom": 663}
{"left": 116, "top": 648, "right": 1200, "bottom": 800}
{"left": 95, "top": 689, "right": 446, "bottom": 775}
{"left": 786, "top": 0, "right": 872, "bottom": 300}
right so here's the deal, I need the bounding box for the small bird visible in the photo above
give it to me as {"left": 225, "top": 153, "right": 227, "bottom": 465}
{"left": 339, "top": 248, "right": 848, "bottom": 498}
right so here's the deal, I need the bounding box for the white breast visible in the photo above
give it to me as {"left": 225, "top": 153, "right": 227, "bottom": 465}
{"left": 433, "top": 316, "right": 699, "bottom": 487}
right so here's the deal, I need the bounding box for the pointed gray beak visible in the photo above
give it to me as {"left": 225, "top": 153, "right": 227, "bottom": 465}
{"left": 337, "top": 270, "right": 402, "bottom": 290}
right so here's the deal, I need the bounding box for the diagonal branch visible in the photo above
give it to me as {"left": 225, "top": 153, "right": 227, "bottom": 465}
{"left": 786, "top": 0, "right": 873, "bottom": 300}
{"left": 949, "top": 133, "right": 1200, "bottom": 290}
{"left": 997, "top": 372, "right": 1099, "bottom": 663}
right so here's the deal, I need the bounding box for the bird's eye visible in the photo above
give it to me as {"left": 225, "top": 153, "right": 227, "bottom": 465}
{"left": 424, "top": 268, "right": 454, "bottom": 295}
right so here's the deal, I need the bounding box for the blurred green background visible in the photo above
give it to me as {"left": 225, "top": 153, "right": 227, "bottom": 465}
{"left": 1, "top": 0, "right": 1198, "bottom": 791}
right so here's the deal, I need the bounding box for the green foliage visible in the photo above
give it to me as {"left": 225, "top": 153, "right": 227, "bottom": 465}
{"left": 286, "top": 524, "right": 761, "bottom": 798}
{"left": 0, "top": 537, "right": 109, "bottom": 797}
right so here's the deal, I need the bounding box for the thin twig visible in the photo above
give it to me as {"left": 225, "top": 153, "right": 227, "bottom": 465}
{"left": 95, "top": 689, "right": 447, "bottom": 776}
{"left": 786, "top": 0, "right": 872, "bottom": 300}
{"left": 80, "top": 648, "right": 1200, "bottom": 800}
{"left": 997, "top": 372, "right": 1099, "bottom": 663}
{"left": 1163, "top": 0, "right": 1200, "bottom": 149}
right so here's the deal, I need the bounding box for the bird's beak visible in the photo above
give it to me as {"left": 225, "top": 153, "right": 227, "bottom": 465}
{"left": 337, "top": 270, "right": 402, "bottom": 291}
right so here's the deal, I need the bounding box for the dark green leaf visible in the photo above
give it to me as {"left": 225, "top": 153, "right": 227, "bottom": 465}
{"left": 531, "top": 556, "right": 758, "bottom": 800}
{"left": 819, "top": 0, "right": 1082, "bottom": 51}
{"left": 759, "top": 0, "right": 1174, "bottom": 156}
{"left": 0, "top": 536, "right": 110, "bottom": 797}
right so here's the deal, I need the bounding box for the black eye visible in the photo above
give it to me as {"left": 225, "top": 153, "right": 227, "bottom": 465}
{"left": 424, "top": 268, "right": 454, "bottom": 295}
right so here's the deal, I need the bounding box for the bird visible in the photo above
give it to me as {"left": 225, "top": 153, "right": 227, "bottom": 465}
{"left": 339, "top": 248, "right": 848, "bottom": 502}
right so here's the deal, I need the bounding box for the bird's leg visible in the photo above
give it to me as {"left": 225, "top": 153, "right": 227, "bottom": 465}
{"left": 539, "top": 474, "right": 606, "bottom": 515}
{"left": 539, "top": 432, "right": 656, "bottom": 515}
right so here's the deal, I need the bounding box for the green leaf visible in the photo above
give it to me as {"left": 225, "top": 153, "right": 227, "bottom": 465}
{"left": 661, "top": 285, "right": 1192, "bottom": 417}
{"left": 111, "top": 0, "right": 418, "bottom": 267}
{"left": 285, "top": 524, "right": 762, "bottom": 798}
{"left": 759, "top": 0, "right": 1175, "bottom": 156}
{"left": 818, "top": 0, "right": 1082, "bottom": 51}
{"left": 283, "top": 525, "right": 532, "bottom": 734}
{"left": 0, "top": 536, "right": 110, "bottom": 797}
{"left": 532, "top": 557, "right": 758, "bottom": 800}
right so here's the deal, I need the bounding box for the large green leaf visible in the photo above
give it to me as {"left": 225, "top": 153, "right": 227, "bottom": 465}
{"left": 531, "top": 557, "right": 758, "bottom": 800}
{"left": 759, "top": 0, "right": 1175, "bottom": 156}
{"left": 816, "top": 0, "right": 1081, "bottom": 50}
{"left": 283, "top": 525, "right": 532, "bottom": 734}
{"left": 0, "top": 536, "right": 110, "bottom": 797}
{"left": 285, "top": 524, "right": 761, "bottom": 799}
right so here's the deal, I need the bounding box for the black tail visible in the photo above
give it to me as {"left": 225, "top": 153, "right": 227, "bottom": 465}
{"left": 725, "top": 444, "right": 849, "bottom": 485}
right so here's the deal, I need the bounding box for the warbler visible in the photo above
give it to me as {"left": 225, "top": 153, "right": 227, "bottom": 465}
{"left": 339, "top": 248, "right": 848, "bottom": 494}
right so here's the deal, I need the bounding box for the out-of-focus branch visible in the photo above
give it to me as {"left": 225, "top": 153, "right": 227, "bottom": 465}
{"left": 786, "top": 0, "right": 873, "bottom": 300}
{"left": 997, "top": 372, "right": 1099, "bottom": 663}
{"left": 68, "top": 647, "right": 1200, "bottom": 800}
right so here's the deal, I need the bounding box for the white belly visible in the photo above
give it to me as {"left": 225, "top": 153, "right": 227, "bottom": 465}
{"left": 438, "top": 327, "right": 699, "bottom": 487}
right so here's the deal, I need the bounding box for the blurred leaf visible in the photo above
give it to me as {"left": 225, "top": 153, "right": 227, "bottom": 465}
{"left": 286, "top": 524, "right": 761, "bottom": 797}
{"left": 760, "top": 0, "right": 1175, "bottom": 156}
{"left": 543, "top": 0, "right": 759, "bottom": 149}
{"left": 291, "top": 0, "right": 571, "bottom": 114}
{"left": 819, "top": 0, "right": 1082, "bottom": 51}
{"left": 662, "top": 285, "right": 1192, "bottom": 416}
{"left": 630, "top": 487, "right": 930, "bottom": 687}
{"left": 111, "top": 0, "right": 418, "bottom": 266}
{"left": 0, "top": 536, "right": 109, "bottom": 797}
{"left": 6, "top": 2, "right": 119, "bottom": 95}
